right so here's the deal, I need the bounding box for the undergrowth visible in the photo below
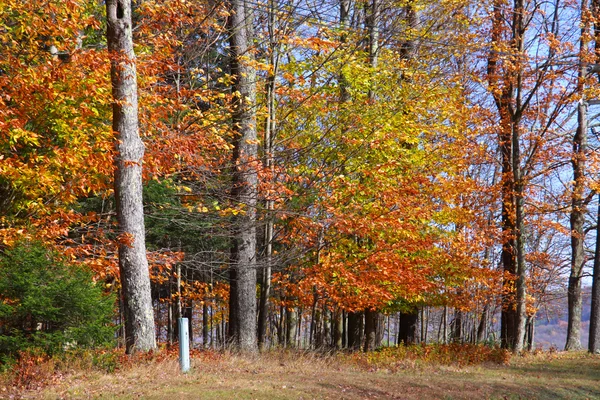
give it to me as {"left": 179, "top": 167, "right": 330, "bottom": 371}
{"left": 1, "top": 343, "right": 511, "bottom": 397}
{"left": 0, "top": 345, "right": 222, "bottom": 397}
{"left": 344, "top": 343, "right": 511, "bottom": 371}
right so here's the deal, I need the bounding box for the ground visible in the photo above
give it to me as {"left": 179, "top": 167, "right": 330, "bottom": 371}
{"left": 7, "top": 349, "right": 600, "bottom": 399}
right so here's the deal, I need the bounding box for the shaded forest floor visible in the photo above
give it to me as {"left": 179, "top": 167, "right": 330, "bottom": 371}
{"left": 5, "top": 347, "right": 600, "bottom": 399}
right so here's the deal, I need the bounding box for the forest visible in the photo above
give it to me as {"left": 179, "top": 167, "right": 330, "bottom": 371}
{"left": 2, "top": 0, "right": 600, "bottom": 363}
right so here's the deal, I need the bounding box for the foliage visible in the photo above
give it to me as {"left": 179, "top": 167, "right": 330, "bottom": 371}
{"left": 0, "top": 0, "right": 596, "bottom": 355}
{"left": 0, "top": 241, "right": 115, "bottom": 362}
{"left": 347, "top": 344, "right": 512, "bottom": 370}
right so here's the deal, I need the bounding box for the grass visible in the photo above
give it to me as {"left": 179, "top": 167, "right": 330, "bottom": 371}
{"left": 4, "top": 347, "right": 600, "bottom": 399}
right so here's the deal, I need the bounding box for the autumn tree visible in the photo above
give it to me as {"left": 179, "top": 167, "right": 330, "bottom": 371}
{"left": 484, "top": 0, "right": 579, "bottom": 352}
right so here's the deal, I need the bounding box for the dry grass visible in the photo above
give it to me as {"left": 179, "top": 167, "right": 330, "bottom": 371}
{"left": 4, "top": 348, "right": 600, "bottom": 399}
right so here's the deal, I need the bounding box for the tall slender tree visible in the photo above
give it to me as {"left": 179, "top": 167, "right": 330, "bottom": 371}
{"left": 487, "top": 0, "right": 529, "bottom": 353}
{"left": 566, "top": 0, "right": 591, "bottom": 351}
{"left": 228, "top": 0, "right": 259, "bottom": 351}
{"left": 589, "top": 0, "right": 600, "bottom": 354}
{"left": 106, "top": 0, "right": 156, "bottom": 353}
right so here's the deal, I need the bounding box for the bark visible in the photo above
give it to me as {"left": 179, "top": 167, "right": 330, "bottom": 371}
{"left": 228, "top": 268, "right": 238, "bottom": 344}
{"left": 167, "top": 301, "right": 174, "bottom": 345}
{"left": 257, "top": 264, "right": 270, "bottom": 350}
{"left": 513, "top": 124, "right": 528, "bottom": 354}
{"left": 590, "top": 0, "right": 600, "bottom": 355}
{"left": 203, "top": 302, "right": 210, "bottom": 348}
{"left": 398, "top": 311, "right": 418, "bottom": 345}
{"left": 400, "top": 1, "right": 417, "bottom": 59}
{"left": 226, "top": 0, "right": 258, "bottom": 352}
{"left": 367, "top": 0, "right": 380, "bottom": 72}
{"left": 277, "top": 305, "right": 285, "bottom": 346}
{"left": 342, "top": 310, "right": 347, "bottom": 348}
{"left": 526, "top": 315, "right": 535, "bottom": 351}
{"left": 314, "top": 309, "right": 324, "bottom": 348}
{"left": 184, "top": 302, "right": 193, "bottom": 346}
{"left": 347, "top": 311, "right": 362, "bottom": 350}
{"left": 363, "top": 309, "right": 377, "bottom": 351}
{"left": 375, "top": 313, "right": 385, "bottom": 347}
{"left": 566, "top": 0, "right": 590, "bottom": 351}
{"left": 333, "top": 309, "right": 343, "bottom": 349}
{"left": 322, "top": 308, "right": 331, "bottom": 348}
{"left": 258, "top": 0, "right": 279, "bottom": 352}
{"left": 106, "top": 0, "right": 156, "bottom": 354}
{"left": 420, "top": 307, "right": 426, "bottom": 344}
{"left": 488, "top": 0, "right": 527, "bottom": 353}
{"left": 451, "top": 310, "right": 462, "bottom": 343}
{"left": 590, "top": 197, "right": 600, "bottom": 353}
{"left": 476, "top": 305, "right": 488, "bottom": 343}
{"left": 286, "top": 307, "right": 297, "bottom": 348}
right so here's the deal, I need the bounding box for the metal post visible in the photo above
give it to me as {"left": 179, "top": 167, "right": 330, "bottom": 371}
{"left": 179, "top": 317, "right": 190, "bottom": 373}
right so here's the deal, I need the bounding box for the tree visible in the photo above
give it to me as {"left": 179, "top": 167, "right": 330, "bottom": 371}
{"left": 484, "top": 0, "right": 576, "bottom": 352}
{"left": 0, "top": 241, "right": 115, "bottom": 359}
{"left": 566, "top": 0, "right": 591, "bottom": 351}
{"left": 227, "top": 0, "right": 259, "bottom": 351}
{"left": 106, "top": 0, "right": 156, "bottom": 353}
{"left": 589, "top": 0, "right": 600, "bottom": 354}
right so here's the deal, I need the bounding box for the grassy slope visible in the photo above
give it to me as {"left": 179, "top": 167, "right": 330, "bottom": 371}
{"left": 15, "top": 351, "right": 600, "bottom": 400}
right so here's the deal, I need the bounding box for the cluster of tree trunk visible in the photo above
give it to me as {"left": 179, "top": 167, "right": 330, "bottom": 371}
{"left": 106, "top": 0, "right": 600, "bottom": 355}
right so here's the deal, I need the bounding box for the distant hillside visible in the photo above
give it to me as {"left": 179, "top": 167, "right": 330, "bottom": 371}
{"left": 534, "top": 287, "right": 592, "bottom": 350}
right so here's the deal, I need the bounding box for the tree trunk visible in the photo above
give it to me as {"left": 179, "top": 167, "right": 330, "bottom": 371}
{"left": 168, "top": 284, "right": 174, "bottom": 345}
{"left": 347, "top": 311, "right": 362, "bottom": 350}
{"left": 590, "top": 0, "right": 600, "bottom": 357}
{"left": 476, "top": 305, "right": 488, "bottom": 343}
{"left": 526, "top": 315, "right": 535, "bottom": 351}
{"left": 566, "top": 0, "right": 590, "bottom": 351}
{"left": 375, "top": 313, "right": 385, "bottom": 347}
{"left": 363, "top": 309, "right": 377, "bottom": 351}
{"left": 106, "top": 0, "right": 156, "bottom": 354}
{"left": 488, "top": 0, "right": 527, "bottom": 353}
{"left": 451, "top": 309, "right": 462, "bottom": 343}
{"left": 227, "top": 0, "right": 258, "bottom": 352}
{"left": 228, "top": 268, "right": 237, "bottom": 344}
{"left": 286, "top": 307, "right": 297, "bottom": 348}
{"left": 258, "top": 0, "right": 279, "bottom": 352}
{"left": 513, "top": 153, "right": 527, "bottom": 354}
{"left": 342, "top": 310, "right": 347, "bottom": 348}
{"left": 322, "top": 307, "right": 330, "bottom": 348}
{"left": 184, "top": 302, "right": 193, "bottom": 347}
{"left": 590, "top": 197, "right": 600, "bottom": 353}
{"left": 398, "top": 311, "right": 418, "bottom": 345}
{"left": 333, "top": 309, "right": 343, "bottom": 349}
{"left": 277, "top": 305, "right": 285, "bottom": 346}
{"left": 203, "top": 302, "right": 210, "bottom": 348}
{"left": 257, "top": 261, "right": 270, "bottom": 350}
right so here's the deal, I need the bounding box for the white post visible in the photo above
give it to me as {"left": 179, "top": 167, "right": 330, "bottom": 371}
{"left": 179, "top": 317, "right": 190, "bottom": 372}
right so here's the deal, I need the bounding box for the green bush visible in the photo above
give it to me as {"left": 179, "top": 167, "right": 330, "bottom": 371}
{"left": 0, "top": 241, "right": 116, "bottom": 362}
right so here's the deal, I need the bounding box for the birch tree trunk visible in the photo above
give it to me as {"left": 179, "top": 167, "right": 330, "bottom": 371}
{"left": 106, "top": 0, "right": 156, "bottom": 354}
